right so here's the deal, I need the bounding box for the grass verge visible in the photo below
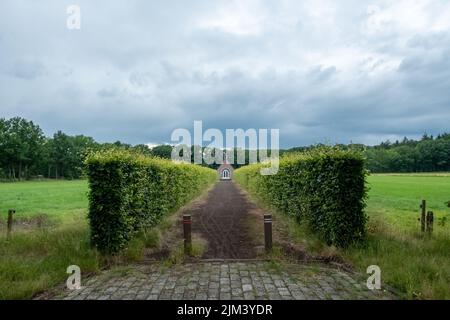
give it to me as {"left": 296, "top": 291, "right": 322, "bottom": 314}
{"left": 0, "top": 178, "right": 216, "bottom": 299}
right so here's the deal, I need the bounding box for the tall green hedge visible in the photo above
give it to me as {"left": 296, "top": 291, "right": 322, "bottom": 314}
{"left": 234, "top": 147, "right": 368, "bottom": 248}
{"left": 86, "top": 149, "right": 216, "bottom": 254}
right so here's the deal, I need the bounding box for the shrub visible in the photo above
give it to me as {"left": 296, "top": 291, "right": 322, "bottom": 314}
{"left": 234, "top": 147, "right": 368, "bottom": 247}
{"left": 86, "top": 149, "right": 216, "bottom": 254}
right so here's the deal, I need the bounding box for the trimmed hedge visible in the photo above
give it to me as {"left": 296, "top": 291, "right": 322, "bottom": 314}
{"left": 234, "top": 147, "right": 368, "bottom": 248}
{"left": 86, "top": 149, "right": 216, "bottom": 254}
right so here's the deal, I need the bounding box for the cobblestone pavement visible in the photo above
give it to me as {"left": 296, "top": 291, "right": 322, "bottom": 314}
{"left": 55, "top": 261, "right": 394, "bottom": 300}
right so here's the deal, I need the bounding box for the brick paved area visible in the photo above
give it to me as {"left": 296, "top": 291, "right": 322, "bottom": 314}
{"left": 55, "top": 261, "right": 394, "bottom": 300}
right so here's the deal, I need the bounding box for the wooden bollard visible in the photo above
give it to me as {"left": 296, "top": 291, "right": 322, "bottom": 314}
{"left": 420, "top": 200, "right": 426, "bottom": 232}
{"left": 426, "top": 211, "right": 434, "bottom": 234}
{"left": 183, "top": 214, "right": 192, "bottom": 255}
{"left": 264, "top": 214, "right": 273, "bottom": 253}
{"left": 7, "top": 209, "right": 15, "bottom": 240}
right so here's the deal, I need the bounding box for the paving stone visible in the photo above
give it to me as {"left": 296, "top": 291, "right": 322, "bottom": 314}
{"left": 231, "top": 288, "right": 243, "bottom": 296}
{"left": 230, "top": 274, "right": 240, "bottom": 281}
{"left": 220, "top": 285, "right": 231, "bottom": 293}
{"left": 54, "top": 262, "right": 395, "bottom": 301}
{"left": 274, "top": 279, "right": 286, "bottom": 287}
{"left": 171, "top": 293, "right": 184, "bottom": 300}
{"left": 220, "top": 292, "right": 231, "bottom": 300}
{"left": 243, "top": 292, "right": 256, "bottom": 300}
{"left": 174, "top": 286, "right": 185, "bottom": 294}
{"left": 242, "top": 284, "right": 253, "bottom": 292}
{"left": 278, "top": 288, "right": 291, "bottom": 296}
{"left": 183, "top": 290, "right": 196, "bottom": 300}
{"left": 195, "top": 293, "right": 208, "bottom": 300}
{"left": 187, "top": 282, "right": 197, "bottom": 290}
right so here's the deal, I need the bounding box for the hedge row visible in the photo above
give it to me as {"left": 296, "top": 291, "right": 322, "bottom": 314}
{"left": 86, "top": 149, "right": 216, "bottom": 254}
{"left": 234, "top": 147, "right": 368, "bottom": 248}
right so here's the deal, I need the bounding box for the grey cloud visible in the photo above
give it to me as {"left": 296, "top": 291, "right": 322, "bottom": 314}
{"left": 0, "top": 0, "right": 450, "bottom": 147}
{"left": 98, "top": 87, "right": 119, "bottom": 98}
{"left": 11, "top": 59, "right": 45, "bottom": 79}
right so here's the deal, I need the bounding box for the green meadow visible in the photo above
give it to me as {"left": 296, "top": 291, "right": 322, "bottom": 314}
{"left": 344, "top": 174, "right": 450, "bottom": 299}
{"left": 0, "top": 180, "right": 93, "bottom": 299}
{"left": 367, "top": 173, "right": 450, "bottom": 229}
{"left": 0, "top": 180, "right": 88, "bottom": 225}
{"left": 0, "top": 174, "right": 449, "bottom": 299}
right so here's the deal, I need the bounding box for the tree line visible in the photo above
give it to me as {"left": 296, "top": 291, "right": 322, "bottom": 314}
{"left": 285, "top": 134, "right": 450, "bottom": 173}
{"left": 148, "top": 135, "right": 450, "bottom": 173}
{"left": 1, "top": 116, "right": 450, "bottom": 180}
{"left": 0, "top": 117, "right": 156, "bottom": 180}
{"left": 363, "top": 134, "right": 450, "bottom": 173}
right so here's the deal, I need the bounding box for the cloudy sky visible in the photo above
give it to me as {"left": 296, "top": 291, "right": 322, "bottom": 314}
{"left": 1, "top": 0, "right": 450, "bottom": 148}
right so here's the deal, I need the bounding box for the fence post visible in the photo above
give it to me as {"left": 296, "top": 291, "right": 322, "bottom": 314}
{"left": 183, "top": 214, "right": 192, "bottom": 255}
{"left": 264, "top": 214, "right": 273, "bottom": 253}
{"left": 426, "top": 211, "right": 434, "bottom": 234}
{"left": 420, "top": 200, "right": 426, "bottom": 232}
{"left": 7, "top": 209, "right": 15, "bottom": 240}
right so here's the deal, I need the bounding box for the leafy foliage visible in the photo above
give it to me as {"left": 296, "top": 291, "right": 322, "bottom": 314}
{"left": 235, "top": 147, "right": 368, "bottom": 248}
{"left": 356, "top": 134, "right": 450, "bottom": 173}
{"left": 0, "top": 117, "right": 45, "bottom": 180}
{"left": 0, "top": 117, "right": 160, "bottom": 180}
{"left": 86, "top": 149, "right": 216, "bottom": 254}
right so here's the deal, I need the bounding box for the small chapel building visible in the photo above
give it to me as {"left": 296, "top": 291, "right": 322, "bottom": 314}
{"left": 217, "top": 163, "right": 233, "bottom": 180}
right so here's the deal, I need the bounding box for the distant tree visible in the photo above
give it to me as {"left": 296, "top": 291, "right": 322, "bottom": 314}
{"left": 48, "top": 131, "right": 98, "bottom": 179}
{"left": 0, "top": 117, "right": 45, "bottom": 180}
{"left": 150, "top": 145, "right": 173, "bottom": 159}
{"left": 133, "top": 144, "right": 152, "bottom": 156}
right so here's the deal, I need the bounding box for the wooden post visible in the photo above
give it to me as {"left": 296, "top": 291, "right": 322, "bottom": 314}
{"left": 183, "top": 214, "right": 192, "bottom": 255}
{"left": 420, "top": 200, "right": 426, "bottom": 232}
{"left": 7, "top": 209, "right": 15, "bottom": 240}
{"left": 426, "top": 211, "right": 434, "bottom": 234}
{"left": 264, "top": 214, "right": 273, "bottom": 253}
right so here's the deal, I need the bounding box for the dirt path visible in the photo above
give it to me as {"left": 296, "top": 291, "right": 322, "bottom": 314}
{"left": 188, "top": 181, "right": 261, "bottom": 259}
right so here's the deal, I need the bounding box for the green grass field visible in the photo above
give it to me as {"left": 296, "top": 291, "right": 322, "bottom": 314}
{"left": 344, "top": 174, "right": 450, "bottom": 299}
{"left": 0, "top": 180, "right": 94, "bottom": 299}
{"left": 0, "top": 180, "right": 88, "bottom": 225}
{"left": 0, "top": 175, "right": 449, "bottom": 299}
{"left": 0, "top": 179, "right": 210, "bottom": 299}
{"left": 367, "top": 174, "right": 450, "bottom": 229}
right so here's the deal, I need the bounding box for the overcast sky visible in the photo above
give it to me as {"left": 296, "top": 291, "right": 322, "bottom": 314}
{"left": 1, "top": 0, "right": 450, "bottom": 148}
